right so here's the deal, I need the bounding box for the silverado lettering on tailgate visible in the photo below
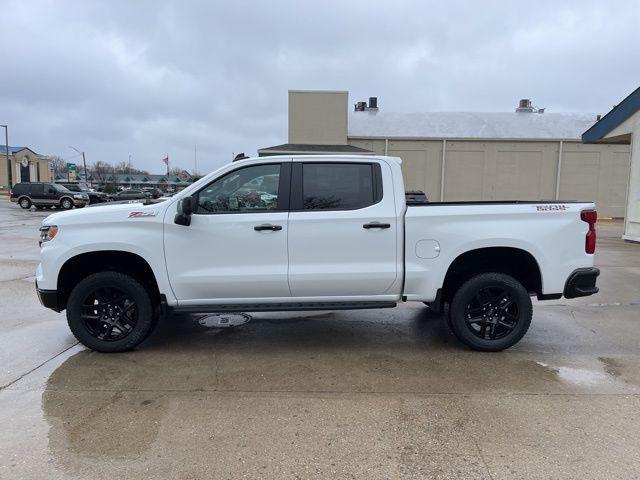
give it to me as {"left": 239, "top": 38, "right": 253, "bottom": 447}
{"left": 536, "top": 204, "right": 567, "bottom": 212}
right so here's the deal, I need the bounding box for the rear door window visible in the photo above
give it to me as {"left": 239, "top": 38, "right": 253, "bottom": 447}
{"left": 32, "top": 184, "right": 44, "bottom": 195}
{"left": 300, "top": 163, "right": 380, "bottom": 210}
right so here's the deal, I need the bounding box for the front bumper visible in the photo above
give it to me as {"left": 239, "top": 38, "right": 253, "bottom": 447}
{"left": 564, "top": 267, "right": 600, "bottom": 299}
{"left": 36, "top": 281, "right": 63, "bottom": 312}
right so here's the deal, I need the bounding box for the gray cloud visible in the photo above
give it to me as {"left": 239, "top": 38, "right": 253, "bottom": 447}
{"left": 1, "top": 0, "right": 639, "bottom": 173}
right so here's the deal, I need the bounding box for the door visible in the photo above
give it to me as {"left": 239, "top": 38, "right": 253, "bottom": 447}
{"left": 164, "top": 162, "right": 291, "bottom": 303}
{"left": 287, "top": 161, "right": 398, "bottom": 298}
{"left": 29, "top": 183, "right": 46, "bottom": 205}
{"left": 20, "top": 162, "right": 30, "bottom": 182}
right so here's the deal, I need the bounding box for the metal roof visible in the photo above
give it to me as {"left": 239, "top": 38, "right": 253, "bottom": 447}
{"left": 582, "top": 85, "right": 640, "bottom": 143}
{"left": 0, "top": 146, "right": 39, "bottom": 155}
{"left": 348, "top": 111, "right": 598, "bottom": 141}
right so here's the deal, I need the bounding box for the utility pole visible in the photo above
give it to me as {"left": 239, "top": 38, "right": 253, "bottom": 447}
{"left": 1, "top": 125, "right": 11, "bottom": 188}
{"left": 194, "top": 144, "right": 198, "bottom": 176}
{"left": 69, "top": 146, "right": 87, "bottom": 182}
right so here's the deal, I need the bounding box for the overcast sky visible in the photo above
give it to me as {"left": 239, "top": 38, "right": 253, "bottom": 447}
{"left": 2, "top": 0, "right": 639, "bottom": 173}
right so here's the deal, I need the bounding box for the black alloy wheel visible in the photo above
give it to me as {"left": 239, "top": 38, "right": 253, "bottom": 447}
{"left": 80, "top": 286, "right": 138, "bottom": 342}
{"left": 463, "top": 286, "right": 519, "bottom": 340}
{"left": 67, "top": 272, "right": 157, "bottom": 352}
{"left": 448, "top": 272, "right": 532, "bottom": 351}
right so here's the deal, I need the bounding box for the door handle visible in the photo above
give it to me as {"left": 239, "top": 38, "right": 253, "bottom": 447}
{"left": 363, "top": 222, "right": 391, "bottom": 229}
{"left": 254, "top": 224, "right": 282, "bottom": 231}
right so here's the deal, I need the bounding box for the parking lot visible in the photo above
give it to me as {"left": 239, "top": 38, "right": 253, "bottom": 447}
{"left": 1, "top": 199, "right": 639, "bottom": 479}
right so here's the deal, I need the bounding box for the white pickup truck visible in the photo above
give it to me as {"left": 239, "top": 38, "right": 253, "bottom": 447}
{"left": 36, "top": 155, "right": 599, "bottom": 353}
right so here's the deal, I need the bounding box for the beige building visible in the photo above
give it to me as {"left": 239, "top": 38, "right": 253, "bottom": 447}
{"left": 582, "top": 85, "right": 640, "bottom": 241}
{"left": 259, "top": 90, "right": 631, "bottom": 218}
{"left": 0, "top": 146, "right": 52, "bottom": 191}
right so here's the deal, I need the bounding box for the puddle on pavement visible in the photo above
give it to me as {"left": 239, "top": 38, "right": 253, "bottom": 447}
{"left": 535, "top": 358, "right": 629, "bottom": 388}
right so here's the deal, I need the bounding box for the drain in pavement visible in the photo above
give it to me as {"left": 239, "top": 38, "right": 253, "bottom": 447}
{"left": 198, "top": 313, "right": 252, "bottom": 328}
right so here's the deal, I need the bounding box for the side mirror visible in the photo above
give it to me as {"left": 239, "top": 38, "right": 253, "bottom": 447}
{"left": 174, "top": 196, "right": 194, "bottom": 226}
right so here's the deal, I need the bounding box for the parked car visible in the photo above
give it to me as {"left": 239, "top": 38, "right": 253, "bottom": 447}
{"left": 112, "top": 189, "right": 151, "bottom": 201}
{"left": 142, "top": 187, "right": 163, "bottom": 199}
{"left": 10, "top": 182, "right": 89, "bottom": 210}
{"left": 36, "top": 155, "right": 599, "bottom": 353}
{"left": 60, "top": 183, "right": 110, "bottom": 204}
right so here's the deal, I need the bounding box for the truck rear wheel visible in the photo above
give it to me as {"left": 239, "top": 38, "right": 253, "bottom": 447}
{"left": 448, "top": 272, "right": 532, "bottom": 351}
{"left": 66, "top": 272, "right": 157, "bottom": 352}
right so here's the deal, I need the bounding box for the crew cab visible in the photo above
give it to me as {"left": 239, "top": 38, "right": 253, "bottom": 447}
{"left": 35, "top": 155, "right": 599, "bottom": 353}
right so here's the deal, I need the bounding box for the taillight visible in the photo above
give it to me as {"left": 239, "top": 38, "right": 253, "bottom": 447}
{"left": 581, "top": 209, "right": 597, "bottom": 254}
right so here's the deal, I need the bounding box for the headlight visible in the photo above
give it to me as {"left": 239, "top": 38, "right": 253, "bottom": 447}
{"left": 39, "top": 225, "right": 58, "bottom": 245}
{"left": 73, "top": 194, "right": 84, "bottom": 199}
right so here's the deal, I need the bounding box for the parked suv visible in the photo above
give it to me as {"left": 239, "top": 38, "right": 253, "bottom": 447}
{"left": 10, "top": 182, "right": 89, "bottom": 210}
{"left": 60, "top": 183, "right": 110, "bottom": 204}
{"left": 112, "top": 189, "right": 152, "bottom": 201}
{"left": 142, "top": 187, "right": 163, "bottom": 199}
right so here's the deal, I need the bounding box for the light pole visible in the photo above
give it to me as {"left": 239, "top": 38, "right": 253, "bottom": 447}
{"left": 69, "top": 145, "right": 87, "bottom": 182}
{"left": 1, "top": 125, "right": 11, "bottom": 188}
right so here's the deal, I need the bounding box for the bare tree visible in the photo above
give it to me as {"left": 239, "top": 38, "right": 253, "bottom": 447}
{"left": 49, "top": 156, "right": 66, "bottom": 176}
{"left": 112, "top": 161, "right": 149, "bottom": 175}
{"left": 90, "top": 161, "right": 114, "bottom": 184}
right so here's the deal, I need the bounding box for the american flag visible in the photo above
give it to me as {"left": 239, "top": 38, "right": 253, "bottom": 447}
{"left": 162, "top": 156, "right": 169, "bottom": 166}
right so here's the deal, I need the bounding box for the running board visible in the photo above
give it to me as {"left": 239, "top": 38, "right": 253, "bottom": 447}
{"left": 173, "top": 301, "right": 397, "bottom": 314}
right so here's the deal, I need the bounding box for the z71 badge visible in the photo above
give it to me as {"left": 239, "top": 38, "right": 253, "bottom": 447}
{"left": 128, "top": 211, "right": 158, "bottom": 218}
{"left": 536, "top": 204, "right": 567, "bottom": 211}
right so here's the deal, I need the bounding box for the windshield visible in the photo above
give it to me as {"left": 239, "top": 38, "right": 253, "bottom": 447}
{"left": 53, "top": 184, "right": 70, "bottom": 192}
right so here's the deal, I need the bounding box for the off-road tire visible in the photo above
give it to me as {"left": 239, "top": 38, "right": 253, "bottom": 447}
{"left": 66, "top": 272, "right": 157, "bottom": 353}
{"left": 448, "top": 272, "right": 532, "bottom": 351}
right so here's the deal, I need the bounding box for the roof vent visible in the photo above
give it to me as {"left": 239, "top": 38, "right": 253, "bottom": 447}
{"left": 516, "top": 99, "right": 534, "bottom": 112}
{"left": 354, "top": 97, "right": 379, "bottom": 112}
{"left": 516, "top": 98, "right": 545, "bottom": 113}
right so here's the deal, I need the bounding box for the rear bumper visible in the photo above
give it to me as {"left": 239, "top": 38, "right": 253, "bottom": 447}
{"left": 563, "top": 267, "right": 600, "bottom": 299}
{"left": 36, "top": 281, "right": 63, "bottom": 312}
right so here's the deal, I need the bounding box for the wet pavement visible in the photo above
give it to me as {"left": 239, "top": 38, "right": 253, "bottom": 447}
{"left": 1, "top": 199, "right": 639, "bottom": 479}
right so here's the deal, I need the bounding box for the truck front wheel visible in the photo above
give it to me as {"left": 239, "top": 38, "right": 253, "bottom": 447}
{"left": 66, "top": 272, "right": 157, "bottom": 352}
{"left": 448, "top": 272, "right": 532, "bottom": 351}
